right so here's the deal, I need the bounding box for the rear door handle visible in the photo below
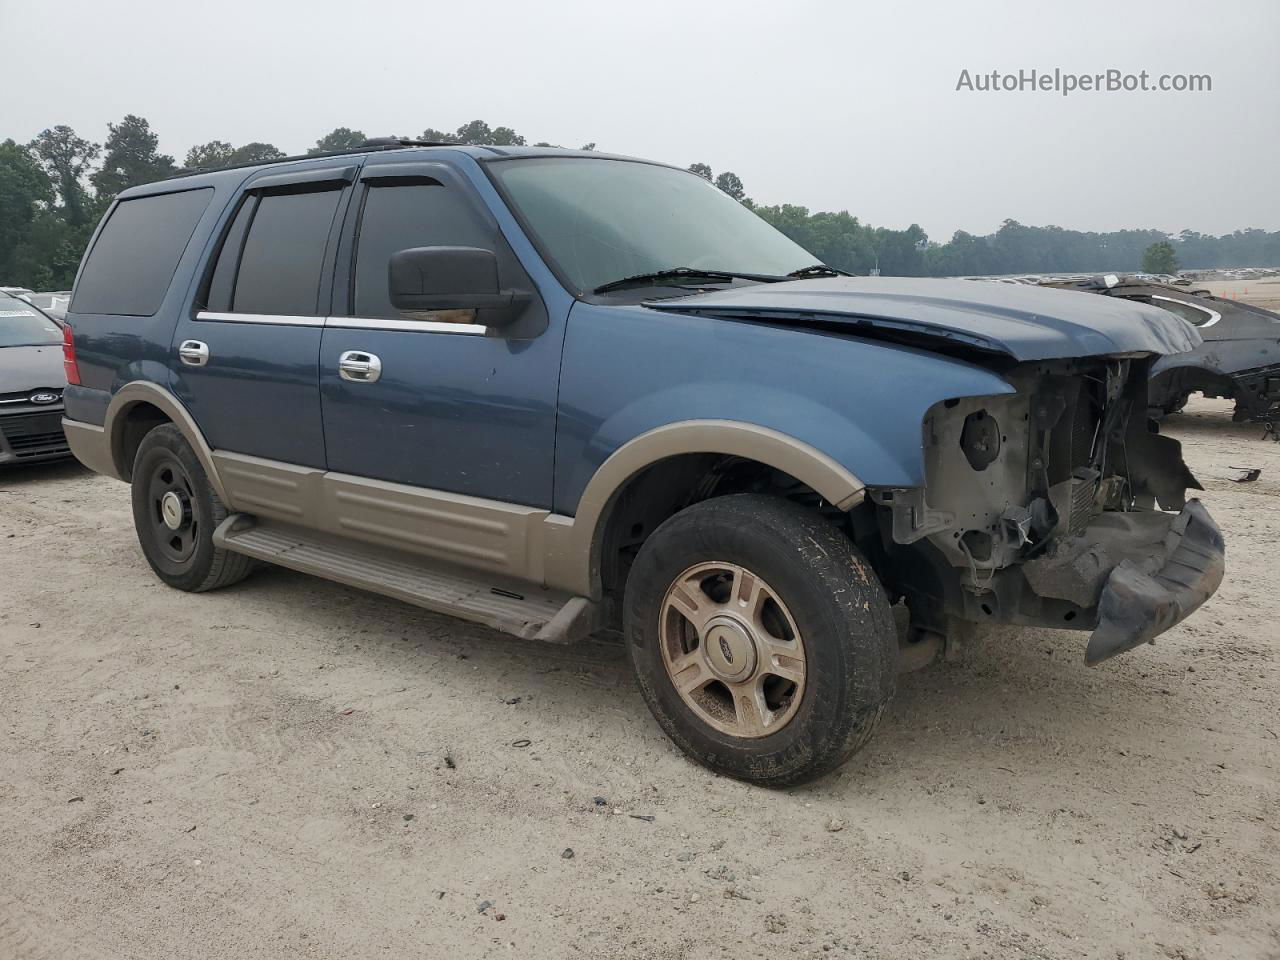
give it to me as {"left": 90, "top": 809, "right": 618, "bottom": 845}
{"left": 178, "top": 340, "right": 209, "bottom": 367}
{"left": 338, "top": 350, "right": 382, "bottom": 383}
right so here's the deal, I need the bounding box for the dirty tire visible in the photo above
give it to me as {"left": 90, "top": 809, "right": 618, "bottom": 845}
{"left": 130, "top": 424, "right": 254, "bottom": 593}
{"left": 624, "top": 494, "right": 898, "bottom": 787}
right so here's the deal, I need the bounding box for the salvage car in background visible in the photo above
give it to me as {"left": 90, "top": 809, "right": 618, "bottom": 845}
{"left": 1042, "top": 276, "right": 1280, "bottom": 420}
{"left": 21, "top": 291, "right": 73, "bottom": 322}
{"left": 0, "top": 290, "right": 71, "bottom": 465}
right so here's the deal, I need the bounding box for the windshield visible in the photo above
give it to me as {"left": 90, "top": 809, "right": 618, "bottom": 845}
{"left": 489, "top": 157, "right": 815, "bottom": 294}
{"left": 0, "top": 296, "right": 62, "bottom": 347}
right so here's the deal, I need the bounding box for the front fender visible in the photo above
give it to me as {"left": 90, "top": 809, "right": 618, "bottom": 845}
{"left": 577, "top": 382, "right": 895, "bottom": 501}
{"left": 1152, "top": 337, "right": 1280, "bottom": 379}
{"left": 553, "top": 302, "right": 1015, "bottom": 515}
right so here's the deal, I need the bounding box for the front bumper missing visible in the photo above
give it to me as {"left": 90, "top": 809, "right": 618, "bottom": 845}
{"left": 1085, "top": 500, "right": 1225, "bottom": 664}
{"left": 1006, "top": 500, "right": 1225, "bottom": 663}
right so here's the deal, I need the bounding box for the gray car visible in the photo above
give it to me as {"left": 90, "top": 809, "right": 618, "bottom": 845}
{"left": 0, "top": 291, "right": 71, "bottom": 465}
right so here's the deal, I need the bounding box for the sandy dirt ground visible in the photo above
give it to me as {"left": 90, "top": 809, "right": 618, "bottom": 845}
{"left": 1194, "top": 277, "right": 1280, "bottom": 313}
{"left": 1, "top": 396, "right": 1278, "bottom": 960}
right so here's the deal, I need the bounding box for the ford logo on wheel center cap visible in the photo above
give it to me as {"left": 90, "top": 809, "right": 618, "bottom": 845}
{"left": 29, "top": 392, "right": 59, "bottom": 404}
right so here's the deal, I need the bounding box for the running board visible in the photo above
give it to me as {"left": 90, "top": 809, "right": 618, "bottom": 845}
{"left": 213, "top": 515, "right": 596, "bottom": 643}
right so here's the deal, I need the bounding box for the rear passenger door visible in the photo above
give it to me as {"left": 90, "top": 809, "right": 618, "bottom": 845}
{"left": 318, "top": 162, "right": 561, "bottom": 507}
{"left": 173, "top": 164, "right": 355, "bottom": 468}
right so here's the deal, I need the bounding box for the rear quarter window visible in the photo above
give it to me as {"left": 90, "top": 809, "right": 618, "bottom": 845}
{"left": 70, "top": 187, "right": 213, "bottom": 317}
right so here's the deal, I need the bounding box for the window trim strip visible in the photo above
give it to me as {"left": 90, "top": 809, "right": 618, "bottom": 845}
{"left": 194, "top": 311, "right": 488, "bottom": 336}
{"left": 326, "top": 316, "right": 488, "bottom": 335}
{"left": 195, "top": 311, "right": 326, "bottom": 327}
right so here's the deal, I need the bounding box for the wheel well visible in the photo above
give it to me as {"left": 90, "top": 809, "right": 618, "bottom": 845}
{"left": 596, "top": 453, "right": 876, "bottom": 618}
{"left": 114, "top": 402, "right": 172, "bottom": 481}
{"left": 1150, "top": 367, "right": 1238, "bottom": 407}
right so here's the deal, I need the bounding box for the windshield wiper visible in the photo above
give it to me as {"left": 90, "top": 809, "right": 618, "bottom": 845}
{"left": 592, "top": 267, "right": 787, "bottom": 295}
{"left": 786, "top": 264, "right": 851, "bottom": 279}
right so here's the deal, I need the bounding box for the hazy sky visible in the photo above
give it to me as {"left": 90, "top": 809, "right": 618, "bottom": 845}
{"left": 5, "top": 0, "right": 1278, "bottom": 241}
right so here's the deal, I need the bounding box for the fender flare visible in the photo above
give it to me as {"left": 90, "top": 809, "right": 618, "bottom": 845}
{"left": 104, "top": 381, "right": 228, "bottom": 502}
{"left": 541, "top": 420, "right": 866, "bottom": 597}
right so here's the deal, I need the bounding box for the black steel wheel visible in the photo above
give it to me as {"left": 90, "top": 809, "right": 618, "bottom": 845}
{"left": 130, "top": 424, "right": 254, "bottom": 592}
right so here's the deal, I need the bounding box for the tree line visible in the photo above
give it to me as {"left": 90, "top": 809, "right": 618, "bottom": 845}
{"left": 2, "top": 115, "right": 1277, "bottom": 292}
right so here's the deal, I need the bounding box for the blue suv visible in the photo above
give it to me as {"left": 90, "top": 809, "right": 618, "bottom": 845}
{"left": 61, "top": 142, "right": 1224, "bottom": 785}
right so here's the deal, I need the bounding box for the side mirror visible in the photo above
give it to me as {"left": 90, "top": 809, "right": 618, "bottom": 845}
{"left": 388, "top": 246, "right": 529, "bottom": 326}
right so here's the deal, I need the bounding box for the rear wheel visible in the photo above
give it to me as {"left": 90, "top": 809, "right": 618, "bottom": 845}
{"left": 624, "top": 494, "right": 897, "bottom": 787}
{"left": 130, "top": 424, "right": 254, "bottom": 592}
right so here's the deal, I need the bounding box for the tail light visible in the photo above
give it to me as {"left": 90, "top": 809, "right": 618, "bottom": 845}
{"left": 62, "top": 322, "right": 81, "bottom": 386}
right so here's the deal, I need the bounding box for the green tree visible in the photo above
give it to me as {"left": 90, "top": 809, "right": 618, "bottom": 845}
{"left": 686, "top": 164, "right": 749, "bottom": 202}
{"left": 0, "top": 140, "right": 54, "bottom": 279}
{"left": 454, "top": 120, "right": 495, "bottom": 144}
{"left": 90, "top": 115, "right": 176, "bottom": 196}
{"left": 714, "top": 171, "right": 745, "bottom": 202}
{"left": 489, "top": 126, "right": 526, "bottom": 146}
{"left": 29, "top": 125, "right": 99, "bottom": 226}
{"left": 419, "top": 127, "right": 459, "bottom": 144}
{"left": 229, "top": 142, "right": 286, "bottom": 164}
{"left": 4, "top": 208, "right": 97, "bottom": 291}
{"left": 309, "top": 127, "right": 367, "bottom": 154}
{"left": 1141, "top": 240, "right": 1178, "bottom": 274}
{"left": 418, "top": 122, "right": 586, "bottom": 149}
{"left": 184, "top": 140, "right": 286, "bottom": 170}
{"left": 184, "top": 140, "right": 236, "bottom": 168}
{"left": 436, "top": 120, "right": 527, "bottom": 146}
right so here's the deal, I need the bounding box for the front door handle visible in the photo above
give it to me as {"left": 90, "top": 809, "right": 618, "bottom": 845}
{"left": 178, "top": 340, "right": 209, "bottom": 367}
{"left": 338, "top": 350, "right": 382, "bottom": 383}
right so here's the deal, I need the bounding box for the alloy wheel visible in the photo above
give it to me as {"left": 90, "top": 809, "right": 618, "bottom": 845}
{"left": 659, "top": 561, "right": 807, "bottom": 738}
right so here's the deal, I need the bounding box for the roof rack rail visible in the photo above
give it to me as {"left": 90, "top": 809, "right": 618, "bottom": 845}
{"left": 359, "top": 137, "right": 456, "bottom": 148}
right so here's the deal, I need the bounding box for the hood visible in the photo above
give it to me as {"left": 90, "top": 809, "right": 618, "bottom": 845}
{"left": 0, "top": 345, "right": 66, "bottom": 395}
{"left": 644, "top": 277, "right": 1201, "bottom": 362}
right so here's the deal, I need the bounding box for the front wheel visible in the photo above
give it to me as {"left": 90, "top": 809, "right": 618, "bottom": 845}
{"left": 130, "top": 424, "right": 254, "bottom": 593}
{"left": 624, "top": 494, "right": 898, "bottom": 787}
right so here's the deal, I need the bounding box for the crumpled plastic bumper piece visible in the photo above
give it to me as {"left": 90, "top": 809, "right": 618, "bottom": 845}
{"left": 1086, "top": 499, "right": 1225, "bottom": 665}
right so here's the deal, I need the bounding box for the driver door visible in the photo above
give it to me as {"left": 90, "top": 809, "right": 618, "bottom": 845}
{"left": 318, "top": 161, "right": 560, "bottom": 508}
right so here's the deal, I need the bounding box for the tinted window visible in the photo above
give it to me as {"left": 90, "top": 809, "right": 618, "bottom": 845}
{"left": 233, "top": 188, "right": 342, "bottom": 316}
{"left": 71, "top": 188, "right": 213, "bottom": 316}
{"left": 352, "top": 182, "right": 492, "bottom": 318}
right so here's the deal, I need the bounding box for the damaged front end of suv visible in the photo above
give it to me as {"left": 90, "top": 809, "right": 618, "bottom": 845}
{"left": 871, "top": 354, "right": 1223, "bottom": 664}
{"left": 647, "top": 276, "right": 1226, "bottom": 667}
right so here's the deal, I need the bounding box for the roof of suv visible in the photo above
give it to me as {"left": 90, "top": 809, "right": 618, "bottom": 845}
{"left": 132, "top": 142, "right": 639, "bottom": 198}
